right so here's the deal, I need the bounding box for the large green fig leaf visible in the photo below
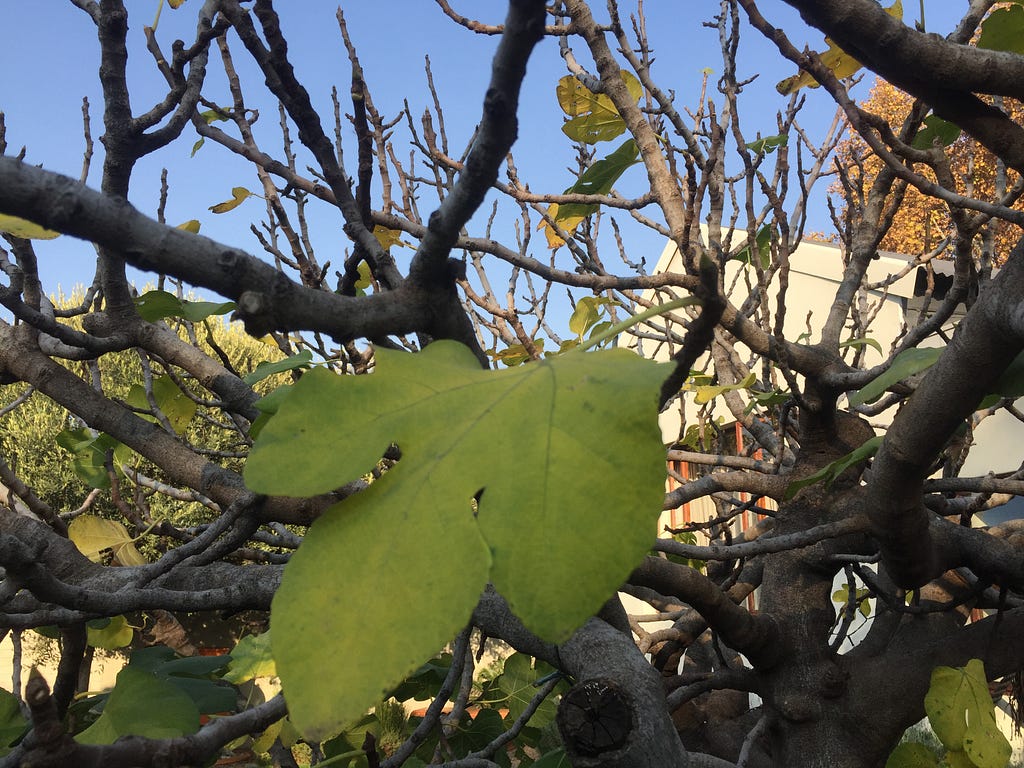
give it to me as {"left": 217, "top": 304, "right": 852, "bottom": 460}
{"left": 75, "top": 667, "right": 199, "bottom": 744}
{"left": 245, "top": 341, "right": 667, "bottom": 740}
{"left": 925, "top": 659, "right": 1012, "bottom": 768}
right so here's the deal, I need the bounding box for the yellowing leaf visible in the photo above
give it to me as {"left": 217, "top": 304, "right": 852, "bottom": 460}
{"left": 539, "top": 203, "right": 585, "bottom": 249}
{"left": 556, "top": 70, "right": 642, "bottom": 116}
{"left": 372, "top": 225, "right": 408, "bottom": 250}
{"left": 87, "top": 615, "right": 134, "bottom": 649}
{"left": 223, "top": 631, "right": 276, "bottom": 684}
{"left": 925, "top": 659, "right": 1012, "bottom": 768}
{"left": 556, "top": 71, "right": 642, "bottom": 144}
{"left": 125, "top": 375, "right": 197, "bottom": 434}
{"left": 175, "top": 219, "right": 200, "bottom": 234}
{"left": 354, "top": 261, "right": 373, "bottom": 291}
{"left": 168, "top": 0, "right": 188, "bottom": 8}
{"left": 0, "top": 213, "right": 60, "bottom": 240}
{"left": 777, "top": 0, "right": 902, "bottom": 94}
{"left": 68, "top": 515, "right": 146, "bottom": 566}
{"left": 208, "top": 186, "right": 252, "bottom": 214}
{"left": 246, "top": 341, "right": 668, "bottom": 740}
{"left": 884, "top": 742, "right": 939, "bottom": 768}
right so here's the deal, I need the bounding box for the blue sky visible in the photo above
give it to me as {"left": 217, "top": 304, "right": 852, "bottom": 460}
{"left": 0, "top": 1, "right": 960, "bottom": 317}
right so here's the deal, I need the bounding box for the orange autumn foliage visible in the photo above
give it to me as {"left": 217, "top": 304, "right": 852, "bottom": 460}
{"left": 834, "top": 78, "right": 1024, "bottom": 260}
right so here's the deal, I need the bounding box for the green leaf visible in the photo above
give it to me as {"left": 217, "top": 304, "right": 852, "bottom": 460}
{"left": 167, "top": 676, "right": 237, "bottom": 716}
{"left": 243, "top": 350, "right": 313, "bottom": 386}
{"left": 199, "top": 108, "right": 226, "bottom": 124}
{"left": 541, "top": 139, "right": 640, "bottom": 248}
{"left": 76, "top": 667, "right": 199, "bottom": 744}
{"left": 155, "top": 375, "right": 197, "bottom": 433}
{"left": 125, "top": 648, "right": 236, "bottom": 715}
{"left": 743, "top": 389, "right": 790, "bottom": 414}
{"left": 0, "top": 688, "right": 28, "bottom": 756}
{"left": 988, "top": 350, "right": 1024, "bottom": 399}
{"left": 569, "top": 297, "right": 604, "bottom": 337}
{"left": 224, "top": 631, "right": 276, "bottom": 684}
{"left": 885, "top": 742, "right": 939, "bottom": 768}
{"left": 732, "top": 226, "right": 772, "bottom": 269}
{"left": 785, "top": 435, "right": 883, "bottom": 500}
{"left": 447, "top": 708, "right": 505, "bottom": 755}
{"left": 849, "top": 347, "right": 943, "bottom": 407}
{"left": 209, "top": 186, "right": 253, "bottom": 214}
{"left": 745, "top": 134, "right": 788, "bottom": 154}
{"left": 978, "top": 5, "right": 1024, "bottom": 54}
{"left": 56, "top": 429, "right": 120, "bottom": 489}
{"left": 190, "top": 137, "right": 205, "bottom": 157}
{"left": 556, "top": 140, "right": 641, "bottom": 221}
{"left": 134, "top": 289, "right": 235, "bottom": 323}
{"left": 246, "top": 341, "right": 667, "bottom": 740}
{"left": 494, "top": 653, "right": 561, "bottom": 726}
{"left": 831, "top": 584, "right": 871, "bottom": 619}
{"left": 925, "top": 660, "right": 1011, "bottom": 768}
{"left": 533, "top": 748, "right": 571, "bottom": 768}
{"left": 677, "top": 419, "right": 723, "bottom": 451}
{"left": 690, "top": 371, "right": 757, "bottom": 405}
{"left": 389, "top": 654, "right": 453, "bottom": 702}
{"left": 130, "top": 375, "right": 197, "bottom": 434}
{"left": 839, "top": 336, "right": 884, "bottom": 356}
{"left": 155, "top": 655, "right": 231, "bottom": 678}
{"left": 87, "top": 615, "right": 134, "bottom": 649}
{"left": 911, "top": 115, "right": 962, "bottom": 150}
{"left": 490, "top": 340, "right": 544, "bottom": 367}
{"left": 254, "top": 386, "right": 292, "bottom": 415}
{"left": 556, "top": 71, "right": 642, "bottom": 144}
{"left": 0, "top": 213, "right": 60, "bottom": 240}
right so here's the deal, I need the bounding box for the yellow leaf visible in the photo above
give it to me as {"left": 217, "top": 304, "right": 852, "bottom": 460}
{"left": 538, "top": 204, "right": 585, "bottom": 249}
{"left": 0, "top": 213, "right": 60, "bottom": 240}
{"left": 371, "top": 225, "right": 408, "bottom": 250}
{"left": 555, "top": 71, "right": 643, "bottom": 144}
{"left": 777, "top": 0, "right": 902, "bottom": 94}
{"left": 68, "top": 515, "right": 147, "bottom": 566}
{"left": 555, "top": 70, "right": 642, "bottom": 116}
{"left": 168, "top": 0, "right": 187, "bottom": 7}
{"left": 209, "top": 186, "right": 252, "bottom": 214}
{"left": 112, "top": 539, "right": 148, "bottom": 566}
{"left": 354, "top": 261, "right": 373, "bottom": 291}
{"left": 176, "top": 219, "right": 201, "bottom": 234}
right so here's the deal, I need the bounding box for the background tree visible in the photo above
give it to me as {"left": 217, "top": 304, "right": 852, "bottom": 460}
{"left": 832, "top": 76, "right": 1024, "bottom": 260}
{"left": 0, "top": 2, "right": 1021, "bottom": 768}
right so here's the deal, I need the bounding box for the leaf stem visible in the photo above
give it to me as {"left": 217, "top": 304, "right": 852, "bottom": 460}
{"left": 577, "top": 295, "right": 700, "bottom": 352}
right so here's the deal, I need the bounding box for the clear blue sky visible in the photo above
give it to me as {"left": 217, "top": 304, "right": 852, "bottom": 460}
{"left": 0, "top": 1, "right": 960, "bottom": 315}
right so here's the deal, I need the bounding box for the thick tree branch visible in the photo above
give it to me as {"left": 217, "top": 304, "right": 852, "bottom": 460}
{"left": 778, "top": 0, "right": 1024, "bottom": 174}
{"left": 866, "top": 242, "right": 1024, "bottom": 587}
{"left": 630, "top": 557, "right": 778, "bottom": 667}
{"left": 0, "top": 158, "right": 429, "bottom": 341}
